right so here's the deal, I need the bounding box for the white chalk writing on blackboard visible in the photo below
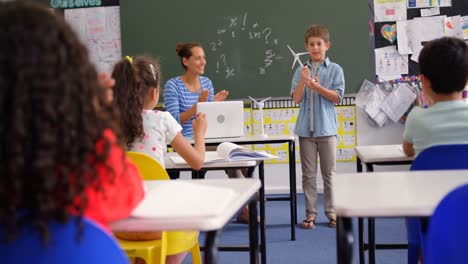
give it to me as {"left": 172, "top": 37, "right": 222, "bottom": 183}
{"left": 208, "top": 11, "right": 283, "bottom": 79}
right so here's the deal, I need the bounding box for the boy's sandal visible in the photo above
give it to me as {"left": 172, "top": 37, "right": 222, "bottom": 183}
{"left": 301, "top": 218, "right": 315, "bottom": 229}
{"left": 328, "top": 219, "right": 337, "bottom": 228}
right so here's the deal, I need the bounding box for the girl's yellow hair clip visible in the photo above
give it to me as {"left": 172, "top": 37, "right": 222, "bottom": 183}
{"left": 124, "top": 56, "right": 133, "bottom": 64}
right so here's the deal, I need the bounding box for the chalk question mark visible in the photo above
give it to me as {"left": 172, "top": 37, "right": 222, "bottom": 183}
{"left": 262, "top": 28, "right": 272, "bottom": 44}
{"left": 220, "top": 54, "right": 227, "bottom": 66}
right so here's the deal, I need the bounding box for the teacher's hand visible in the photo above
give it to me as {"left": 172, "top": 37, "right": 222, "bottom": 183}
{"left": 214, "top": 90, "right": 229, "bottom": 101}
{"left": 198, "top": 89, "right": 210, "bottom": 102}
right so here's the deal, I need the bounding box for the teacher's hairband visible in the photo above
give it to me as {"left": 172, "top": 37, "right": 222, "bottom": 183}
{"left": 124, "top": 56, "right": 133, "bottom": 64}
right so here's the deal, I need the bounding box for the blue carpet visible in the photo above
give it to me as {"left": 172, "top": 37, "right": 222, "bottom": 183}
{"left": 183, "top": 194, "right": 407, "bottom": 264}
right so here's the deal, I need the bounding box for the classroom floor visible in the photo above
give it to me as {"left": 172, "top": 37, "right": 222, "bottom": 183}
{"left": 183, "top": 194, "right": 407, "bottom": 264}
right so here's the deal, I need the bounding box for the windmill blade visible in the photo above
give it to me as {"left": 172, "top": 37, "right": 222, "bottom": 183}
{"left": 260, "top": 97, "right": 271, "bottom": 103}
{"left": 248, "top": 96, "right": 258, "bottom": 104}
{"left": 296, "top": 55, "right": 304, "bottom": 67}
{"left": 287, "top": 45, "right": 298, "bottom": 69}
{"left": 286, "top": 44, "right": 296, "bottom": 55}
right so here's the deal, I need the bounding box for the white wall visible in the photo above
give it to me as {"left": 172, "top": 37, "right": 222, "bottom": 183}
{"left": 180, "top": 107, "right": 411, "bottom": 194}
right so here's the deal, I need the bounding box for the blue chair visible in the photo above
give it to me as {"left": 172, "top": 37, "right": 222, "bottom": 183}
{"left": 408, "top": 144, "right": 468, "bottom": 264}
{"left": 0, "top": 216, "right": 129, "bottom": 264}
{"left": 424, "top": 184, "right": 468, "bottom": 264}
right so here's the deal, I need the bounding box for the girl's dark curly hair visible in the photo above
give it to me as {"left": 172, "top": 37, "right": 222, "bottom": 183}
{"left": 0, "top": 2, "right": 121, "bottom": 242}
{"left": 112, "top": 56, "right": 160, "bottom": 149}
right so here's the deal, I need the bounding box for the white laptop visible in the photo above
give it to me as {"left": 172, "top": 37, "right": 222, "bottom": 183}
{"left": 196, "top": 101, "right": 244, "bottom": 139}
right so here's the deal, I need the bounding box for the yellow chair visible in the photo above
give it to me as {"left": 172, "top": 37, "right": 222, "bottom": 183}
{"left": 117, "top": 151, "right": 202, "bottom": 264}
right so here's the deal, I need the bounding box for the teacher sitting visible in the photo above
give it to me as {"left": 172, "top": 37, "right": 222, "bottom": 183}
{"left": 164, "top": 42, "right": 228, "bottom": 137}
{"left": 164, "top": 42, "right": 249, "bottom": 223}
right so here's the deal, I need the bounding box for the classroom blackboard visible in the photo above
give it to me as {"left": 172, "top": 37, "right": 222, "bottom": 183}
{"left": 120, "top": 0, "right": 372, "bottom": 100}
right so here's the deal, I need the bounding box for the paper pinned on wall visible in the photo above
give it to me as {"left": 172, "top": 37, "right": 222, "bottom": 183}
{"left": 444, "top": 16, "right": 464, "bottom": 39}
{"left": 365, "top": 88, "right": 389, "bottom": 127}
{"left": 374, "top": 0, "right": 407, "bottom": 22}
{"left": 463, "top": 16, "right": 468, "bottom": 39}
{"left": 375, "top": 46, "right": 408, "bottom": 76}
{"left": 381, "top": 83, "right": 417, "bottom": 123}
{"left": 420, "top": 7, "right": 440, "bottom": 17}
{"left": 397, "top": 16, "right": 446, "bottom": 57}
{"left": 411, "top": 16, "right": 446, "bottom": 62}
{"left": 65, "top": 6, "right": 122, "bottom": 73}
{"left": 396, "top": 20, "right": 412, "bottom": 54}
{"left": 407, "top": 0, "right": 451, "bottom": 9}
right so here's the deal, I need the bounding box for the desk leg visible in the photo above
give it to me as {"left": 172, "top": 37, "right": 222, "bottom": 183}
{"left": 368, "top": 218, "right": 376, "bottom": 264}
{"left": 192, "top": 170, "right": 207, "bottom": 179}
{"left": 248, "top": 198, "right": 260, "bottom": 264}
{"left": 365, "top": 164, "right": 375, "bottom": 264}
{"left": 259, "top": 161, "right": 266, "bottom": 264}
{"left": 337, "top": 217, "right": 354, "bottom": 264}
{"left": 289, "top": 140, "right": 297, "bottom": 241}
{"left": 357, "top": 158, "right": 365, "bottom": 264}
{"left": 358, "top": 218, "right": 365, "bottom": 264}
{"left": 204, "top": 230, "right": 220, "bottom": 264}
{"left": 357, "top": 157, "right": 362, "bottom": 173}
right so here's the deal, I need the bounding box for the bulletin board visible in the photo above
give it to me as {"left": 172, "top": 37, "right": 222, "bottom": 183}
{"left": 370, "top": 0, "right": 468, "bottom": 79}
{"left": 246, "top": 97, "right": 357, "bottom": 164}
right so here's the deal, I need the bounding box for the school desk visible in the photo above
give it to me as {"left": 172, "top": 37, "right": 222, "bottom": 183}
{"left": 334, "top": 170, "right": 468, "bottom": 264}
{"left": 187, "top": 134, "right": 298, "bottom": 241}
{"left": 165, "top": 152, "right": 267, "bottom": 264}
{"left": 355, "top": 144, "right": 415, "bottom": 264}
{"left": 110, "top": 178, "right": 261, "bottom": 264}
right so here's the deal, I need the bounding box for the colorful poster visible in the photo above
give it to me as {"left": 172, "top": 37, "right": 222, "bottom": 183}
{"left": 407, "top": 0, "right": 451, "bottom": 8}
{"left": 250, "top": 98, "right": 357, "bottom": 163}
{"left": 374, "top": 0, "right": 407, "bottom": 22}
{"left": 65, "top": 6, "right": 121, "bottom": 73}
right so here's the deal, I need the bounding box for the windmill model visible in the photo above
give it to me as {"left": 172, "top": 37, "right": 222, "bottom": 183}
{"left": 287, "top": 44, "right": 308, "bottom": 69}
{"left": 249, "top": 96, "right": 271, "bottom": 138}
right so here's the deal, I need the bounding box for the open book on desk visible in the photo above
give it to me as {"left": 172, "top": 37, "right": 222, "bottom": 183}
{"left": 170, "top": 142, "right": 278, "bottom": 164}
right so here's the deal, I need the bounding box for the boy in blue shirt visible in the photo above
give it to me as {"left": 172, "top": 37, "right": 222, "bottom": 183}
{"left": 291, "top": 25, "right": 345, "bottom": 229}
{"left": 403, "top": 37, "right": 468, "bottom": 157}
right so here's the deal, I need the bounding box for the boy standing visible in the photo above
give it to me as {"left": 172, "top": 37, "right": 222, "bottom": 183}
{"left": 403, "top": 37, "right": 468, "bottom": 157}
{"left": 291, "top": 25, "right": 345, "bottom": 229}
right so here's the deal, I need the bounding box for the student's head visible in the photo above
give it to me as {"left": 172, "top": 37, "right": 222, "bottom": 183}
{"left": 0, "top": 2, "right": 118, "bottom": 241}
{"left": 304, "top": 25, "right": 330, "bottom": 62}
{"left": 112, "top": 56, "right": 160, "bottom": 149}
{"left": 418, "top": 37, "right": 468, "bottom": 95}
{"left": 176, "top": 42, "right": 206, "bottom": 75}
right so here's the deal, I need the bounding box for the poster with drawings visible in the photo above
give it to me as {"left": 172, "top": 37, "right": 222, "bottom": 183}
{"left": 248, "top": 98, "right": 357, "bottom": 163}
{"left": 65, "top": 6, "right": 121, "bottom": 73}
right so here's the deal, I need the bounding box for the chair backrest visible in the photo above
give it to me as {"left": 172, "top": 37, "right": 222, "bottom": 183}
{"left": 126, "top": 151, "right": 170, "bottom": 180}
{"left": 407, "top": 144, "right": 468, "bottom": 264}
{"left": 0, "top": 216, "right": 128, "bottom": 264}
{"left": 411, "top": 144, "right": 468, "bottom": 171}
{"left": 424, "top": 184, "right": 468, "bottom": 264}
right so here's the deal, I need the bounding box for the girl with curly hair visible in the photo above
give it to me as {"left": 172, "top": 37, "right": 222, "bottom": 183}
{"left": 0, "top": 1, "right": 144, "bottom": 243}
{"left": 112, "top": 56, "right": 207, "bottom": 171}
